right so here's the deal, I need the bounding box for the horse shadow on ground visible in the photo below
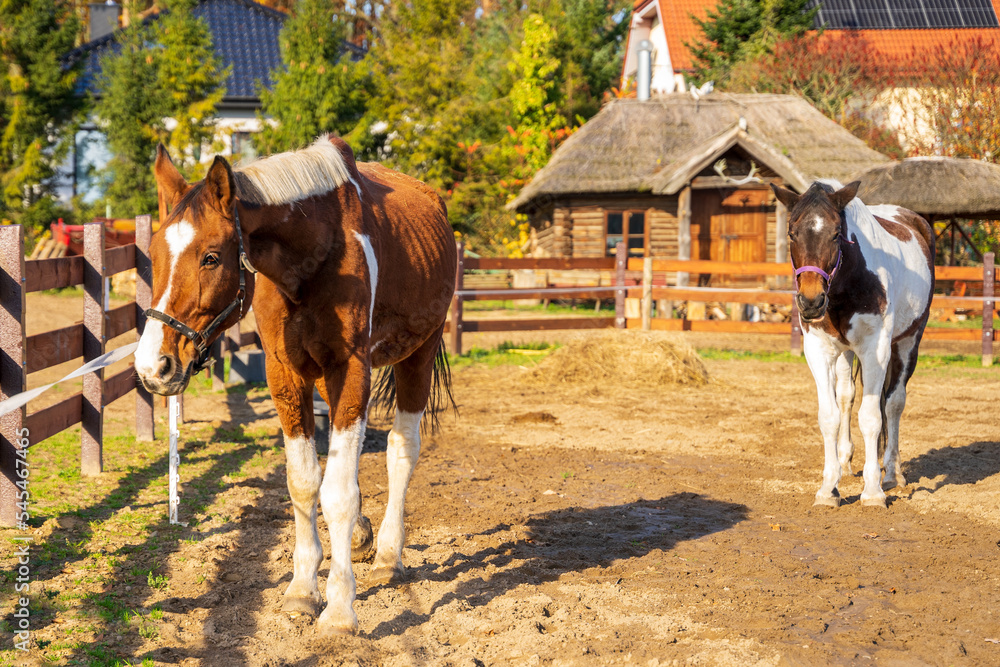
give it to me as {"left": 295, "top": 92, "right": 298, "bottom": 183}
{"left": 362, "top": 492, "right": 748, "bottom": 640}
{"left": 904, "top": 440, "right": 1000, "bottom": 494}
{"left": 2, "top": 385, "right": 285, "bottom": 665}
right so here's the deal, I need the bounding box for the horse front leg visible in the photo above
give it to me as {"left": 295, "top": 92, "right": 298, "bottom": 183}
{"left": 317, "top": 357, "right": 370, "bottom": 636}
{"left": 267, "top": 360, "right": 323, "bottom": 616}
{"left": 804, "top": 333, "right": 843, "bottom": 507}
{"left": 857, "top": 331, "right": 892, "bottom": 507}
{"left": 835, "top": 350, "right": 857, "bottom": 476}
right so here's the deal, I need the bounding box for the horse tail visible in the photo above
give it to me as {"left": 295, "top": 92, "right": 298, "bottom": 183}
{"left": 852, "top": 354, "right": 890, "bottom": 462}
{"left": 368, "top": 339, "right": 456, "bottom": 433}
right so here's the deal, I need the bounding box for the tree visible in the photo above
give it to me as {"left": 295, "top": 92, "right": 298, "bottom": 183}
{"left": 93, "top": 2, "right": 167, "bottom": 218}
{"left": 0, "top": 0, "right": 84, "bottom": 232}
{"left": 157, "top": 0, "right": 228, "bottom": 178}
{"left": 256, "top": 0, "right": 370, "bottom": 155}
{"left": 689, "top": 0, "right": 817, "bottom": 85}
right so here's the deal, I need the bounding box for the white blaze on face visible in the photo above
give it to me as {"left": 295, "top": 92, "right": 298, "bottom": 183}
{"left": 135, "top": 221, "right": 196, "bottom": 377}
{"left": 352, "top": 232, "right": 378, "bottom": 336}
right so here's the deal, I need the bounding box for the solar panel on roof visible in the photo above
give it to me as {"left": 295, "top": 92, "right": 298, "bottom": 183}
{"left": 808, "top": 0, "right": 1000, "bottom": 29}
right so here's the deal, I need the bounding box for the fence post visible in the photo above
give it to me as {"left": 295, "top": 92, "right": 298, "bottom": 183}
{"left": 82, "top": 223, "right": 106, "bottom": 476}
{"left": 135, "top": 215, "right": 154, "bottom": 442}
{"left": 211, "top": 338, "right": 225, "bottom": 390}
{"left": 790, "top": 297, "right": 802, "bottom": 357}
{"left": 0, "top": 226, "right": 26, "bottom": 527}
{"left": 615, "top": 242, "right": 627, "bottom": 328}
{"left": 984, "top": 252, "right": 995, "bottom": 368}
{"left": 450, "top": 241, "right": 465, "bottom": 355}
{"left": 677, "top": 186, "right": 692, "bottom": 288}
{"left": 641, "top": 256, "right": 652, "bottom": 330}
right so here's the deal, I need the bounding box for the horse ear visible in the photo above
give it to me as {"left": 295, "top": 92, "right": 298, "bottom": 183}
{"left": 770, "top": 183, "right": 800, "bottom": 211}
{"left": 830, "top": 181, "right": 860, "bottom": 210}
{"left": 154, "top": 144, "right": 189, "bottom": 211}
{"left": 205, "top": 155, "right": 235, "bottom": 213}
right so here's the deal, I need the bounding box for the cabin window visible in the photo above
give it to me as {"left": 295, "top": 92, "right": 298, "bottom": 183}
{"left": 605, "top": 210, "right": 647, "bottom": 257}
{"left": 231, "top": 132, "right": 257, "bottom": 162}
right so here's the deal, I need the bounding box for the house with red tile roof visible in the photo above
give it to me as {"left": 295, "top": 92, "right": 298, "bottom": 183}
{"left": 622, "top": 0, "right": 1000, "bottom": 91}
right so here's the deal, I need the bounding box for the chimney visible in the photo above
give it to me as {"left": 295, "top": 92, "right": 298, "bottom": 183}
{"left": 637, "top": 40, "right": 653, "bottom": 101}
{"left": 89, "top": 1, "right": 120, "bottom": 42}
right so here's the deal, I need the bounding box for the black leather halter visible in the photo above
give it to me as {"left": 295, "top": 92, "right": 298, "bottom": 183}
{"left": 144, "top": 205, "right": 257, "bottom": 374}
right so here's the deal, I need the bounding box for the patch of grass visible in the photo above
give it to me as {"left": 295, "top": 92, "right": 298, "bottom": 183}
{"left": 465, "top": 298, "right": 607, "bottom": 315}
{"left": 926, "top": 315, "right": 998, "bottom": 329}
{"left": 561, "top": 471, "right": 575, "bottom": 480}
{"left": 697, "top": 348, "right": 807, "bottom": 364}
{"left": 146, "top": 571, "right": 169, "bottom": 590}
{"left": 449, "top": 341, "right": 558, "bottom": 369}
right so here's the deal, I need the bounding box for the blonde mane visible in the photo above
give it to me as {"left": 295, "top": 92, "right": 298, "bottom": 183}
{"left": 235, "top": 135, "right": 353, "bottom": 206}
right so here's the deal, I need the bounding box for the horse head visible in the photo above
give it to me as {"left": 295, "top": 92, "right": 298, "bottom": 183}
{"left": 135, "top": 146, "right": 256, "bottom": 395}
{"left": 771, "top": 181, "right": 860, "bottom": 322}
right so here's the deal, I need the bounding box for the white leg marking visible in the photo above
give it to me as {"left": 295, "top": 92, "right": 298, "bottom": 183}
{"left": 283, "top": 435, "right": 323, "bottom": 610}
{"left": 352, "top": 232, "right": 378, "bottom": 336}
{"left": 318, "top": 418, "right": 365, "bottom": 635}
{"left": 856, "top": 331, "right": 892, "bottom": 507}
{"left": 835, "top": 351, "right": 856, "bottom": 475}
{"left": 804, "top": 333, "right": 842, "bottom": 506}
{"left": 373, "top": 410, "right": 423, "bottom": 579}
{"left": 135, "top": 221, "right": 195, "bottom": 377}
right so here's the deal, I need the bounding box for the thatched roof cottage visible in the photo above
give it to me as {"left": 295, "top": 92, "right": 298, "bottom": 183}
{"left": 509, "top": 93, "right": 890, "bottom": 268}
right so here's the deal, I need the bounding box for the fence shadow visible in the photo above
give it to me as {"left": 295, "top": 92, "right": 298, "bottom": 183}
{"left": 904, "top": 440, "right": 1000, "bottom": 493}
{"left": 364, "top": 492, "right": 748, "bottom": 639}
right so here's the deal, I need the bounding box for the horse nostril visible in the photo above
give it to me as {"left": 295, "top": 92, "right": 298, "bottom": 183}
{"left": 157, "top": 355, "right": 174, "bottom": 379}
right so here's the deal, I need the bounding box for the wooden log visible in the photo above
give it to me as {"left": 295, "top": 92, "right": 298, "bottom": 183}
{"left": 104, "top": 244, "right": 136, "bottom": 277}
{"left": 24, "top": 394, "right": 83, "bottom": 446}
{"left": 0, "top": 226, "right": 26, "bottom": 526}
{"left": 677, "top": 185, "right": 691, "bottom": 287}
{"left": 135, "top": 215, "right": 154, "bottom": 442}
{"left": 25, "top": 255, "right": 84, "bottom": 292}
{"left": 635, "top": 259, "right": 793, "bottom": 275}
{"left": 108, "top": 303, "right": 137, "bottom": 339}
{"left": 451, "top": 241, "right": 465, "bottom": 355}
{"left": 463, "top": 257, "right": 615, "bottom": 271}
{"left": 641, "top": 257, "right": 652, "bottom": 331}
{"left": 26, "top": 324, "right": 82, "bottom": 374}
{"left": 984, "top": 252, "right": 995, "bottom": 367}
{"left": 82, "top": 224, "right": 105, "bottom": 476}
{"left": 615, "top": 242, "right": 627, "bottom": 328}
{"left": 629, "top": 319, "right": 793, "bottom": 334}
{"left": 935, "top": 266, "right": 987, "bottom": 281}
{"left": 103, "top": 366, "right": 136, "bottom": 407}
{"left": 462, "top": 317, "right": 616, "bottom": 332}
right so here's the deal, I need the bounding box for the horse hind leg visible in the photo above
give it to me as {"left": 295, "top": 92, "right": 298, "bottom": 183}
{"left": 371, "top": 331, "right": 443, "bottom": 584}
{"left": 882, "top": 338, "right": 917, "bottom": 490}
{"left": 835, "top": 351, "right": 857, "bottom": 476}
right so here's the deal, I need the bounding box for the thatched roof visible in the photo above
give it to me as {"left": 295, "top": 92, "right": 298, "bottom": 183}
{"left": 509, "top": 93, "right": 891, "bottom": 212}
{"left": 853, "top": 157, "right": 1000, "bottom": 218}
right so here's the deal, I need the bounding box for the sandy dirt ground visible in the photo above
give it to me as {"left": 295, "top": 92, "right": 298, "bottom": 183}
{"left": 8, "top": 296, "right": 1000, "bottom": 666}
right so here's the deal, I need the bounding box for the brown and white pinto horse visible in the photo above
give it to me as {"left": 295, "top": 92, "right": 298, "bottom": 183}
{"left": 134, "top": 136, "right": 457, "bottom": 635}
{"left": 771, "top": 180, "right": 935, "bottom": 509}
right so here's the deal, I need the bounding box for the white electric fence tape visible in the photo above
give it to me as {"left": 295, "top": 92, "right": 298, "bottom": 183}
{"left": 0, "top": 342, "right": 140, "bottom": 418}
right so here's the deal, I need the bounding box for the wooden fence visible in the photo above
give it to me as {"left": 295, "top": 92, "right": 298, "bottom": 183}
{"left": 0, "top": 218, "right": 260, "bottom": 527}
{"left": 450, "top": 242, "right": 996, "bottom": 365}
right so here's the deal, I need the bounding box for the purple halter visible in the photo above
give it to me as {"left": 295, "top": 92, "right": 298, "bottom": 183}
{"left": 791, "top": 235, "right": 855, "bottom": 290}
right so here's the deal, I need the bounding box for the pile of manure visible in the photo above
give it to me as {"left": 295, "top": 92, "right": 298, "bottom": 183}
{"left": 529, "top": 330, "right": 709, "bottom": 387}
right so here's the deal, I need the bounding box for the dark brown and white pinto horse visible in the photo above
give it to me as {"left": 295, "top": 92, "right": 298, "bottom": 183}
{"left": 771, "top": 180, "right": 934, "bottom": 508}
{"left": 134, "top": 136, "right": 457, "bottom": 635}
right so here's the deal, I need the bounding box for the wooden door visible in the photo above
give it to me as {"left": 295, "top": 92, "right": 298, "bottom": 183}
{"left": 691, "top": 189, "right": 768, "bottom": 284}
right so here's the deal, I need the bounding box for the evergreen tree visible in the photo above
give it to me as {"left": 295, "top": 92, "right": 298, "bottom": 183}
{"left": 256, "top": 0, "right": 370, "bottom": 155}
{"left": 0, "top": 0, "right": 83, "bottom": 231}
{"left": 93, "top": 2, "right": 167, "bottom": 217}
{"left": 689, "top": 0, "right": 817, "bottom": 85}
{"left": 157, "top": 0, "right": 228, "bottom": 178}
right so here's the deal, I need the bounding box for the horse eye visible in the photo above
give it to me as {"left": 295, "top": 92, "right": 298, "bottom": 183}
{"left": 202, "top": 253, "right": 219, "bottom": 268}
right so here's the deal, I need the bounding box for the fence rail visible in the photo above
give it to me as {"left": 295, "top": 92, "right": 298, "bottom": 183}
{"left": 450, "top": 243, "right": 996, "bottom": 365}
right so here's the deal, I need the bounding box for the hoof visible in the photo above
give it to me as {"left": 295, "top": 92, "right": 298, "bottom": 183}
{"left": 883, "top": 474, "right": 906, "bottom": 491}
{"left": 370, "top": 564, "right": 405, "bottom": 585}
{"left": 352, "top": 515, "right": 374, "bottom": 562}
{"left": 813, "top": 494, "right": 841, "bottom": 508}
{"left": 317, "top": 610, "right": 358, "bottom": 637}
{"left": 282, "top": 592, "right": 322, "bottom": 617}
{"left": 860, "top": 494, "right": 887, "bottom": 508}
